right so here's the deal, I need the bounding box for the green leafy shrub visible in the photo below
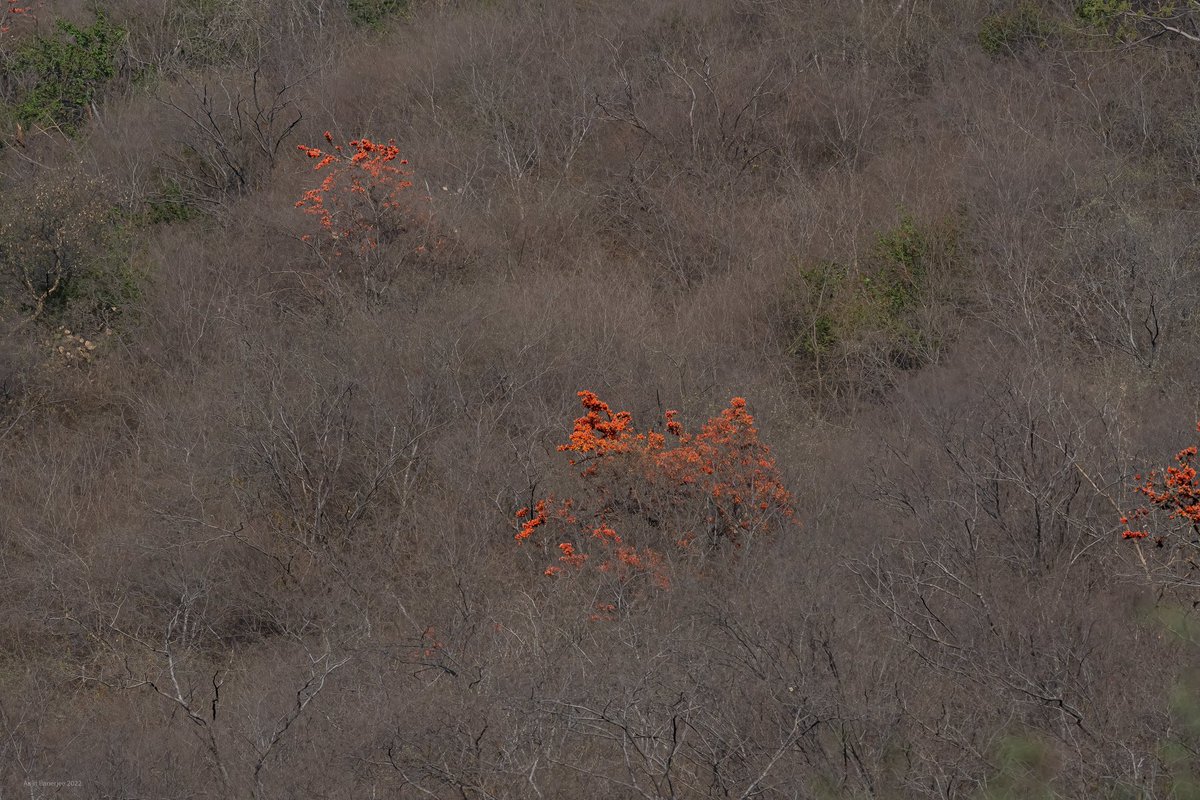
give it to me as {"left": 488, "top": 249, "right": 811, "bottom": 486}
{"left": 0, "top": 172, "right": 136, "bottom": 327}
{"left": 866, "top": 214, "right": 930, "bottom": 315}
{"left": 1, "top": 11, "right": 126, "bottom": 134}
{"left": 1075, "top": 0, "right": 1200, "bottom": 45}
{"left": 979, "top": 2, "right": 1058, "bottom": 55}
{"left": 1074, "top": 0, "right": 1136, "bottom": 43}
{"left": 1075, "top": 0, "right": 1132, "bottom": 26}
{"left": 786, "top": 214, "right": 962, "bottom": 389}
{"left": 789, "top": 260, "right": 847, "bottom": 362}
{"left": 140, "top": 177, "right": 199, "bottom": 225}
{"left": 348, "top": 0, "right": 410, "bottom": 27}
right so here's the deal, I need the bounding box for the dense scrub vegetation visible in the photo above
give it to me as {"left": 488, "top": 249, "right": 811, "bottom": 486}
{"left": 2, "top": 0, "right": 1200, "bottom": 797}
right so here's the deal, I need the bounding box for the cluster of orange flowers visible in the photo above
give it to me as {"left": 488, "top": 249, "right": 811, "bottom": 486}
{"left": 515, "top": 391, "right": 795, "bottom": 607}
{"left": 1123, "top": 422, "right": 1200, "bottom": 542}
{"left": 589, "top": 602, "right": 618, "bottom": 623}
{"left": 416, "top": 626, "right": 444, "bottom": 659}
{"left": 0, "top": 0, "right": 34, "bottom": 35}
{"left": 295, "top": 132, "right": 415, "bottom": 257}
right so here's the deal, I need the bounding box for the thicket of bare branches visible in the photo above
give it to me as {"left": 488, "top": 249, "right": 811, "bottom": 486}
{"left": 1, "top": 0, "right": 1199, "bottom": 797}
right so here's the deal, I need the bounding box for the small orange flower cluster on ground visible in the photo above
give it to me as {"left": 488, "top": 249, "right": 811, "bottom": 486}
{"left": 516, "top": 391, "right": 796, "bottom": 609}
{"left": 295, "top": 132, "right": 416, "bottom": 257}
{"left": 416, "top": 626, "right": 444, "bottom": 659}
{"left": 1123, "top": 422, "right": 1200, "bottom": 542}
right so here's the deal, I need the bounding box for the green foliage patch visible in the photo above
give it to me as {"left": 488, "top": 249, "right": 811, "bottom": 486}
{"left": 0, "top": 173, "right": 138, "bottom": 328}
{"left": 2, "top": 12, "right": 126, "bottom": 135}
{"left": 348, "top": 0, "right": 410, "bottom": 27}
{"left": 140, "top": 176, "right": 201, "bottom": 226}
{"left": 1074, "top": 0, "right": 1200, "bottom": 44}
{"left": 1076, "top": 0, "right": 1133, "bottom": 26}
{"left": 979, "top": 2, "right": 1059, "bottom": 55}
{"left": 787, "top": 214, "right": 962, "bottom": 381}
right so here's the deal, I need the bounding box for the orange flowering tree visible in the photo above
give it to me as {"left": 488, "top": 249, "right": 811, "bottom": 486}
{"left": 1122, "top": 422, "right": 1200, "bottom": 588}
{"left": 0, "top": 0, "right": 34, "bottom": 37}
{"left": 515, "top": 391, "right": 795, "bottom": 615}
{"left": 295, "top": 132, "right": 427, "bottom": 261}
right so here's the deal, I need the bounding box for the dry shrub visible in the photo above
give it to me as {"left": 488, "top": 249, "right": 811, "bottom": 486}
{"left": 5, "top": 0, "right": 1200, "bottom": 797}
